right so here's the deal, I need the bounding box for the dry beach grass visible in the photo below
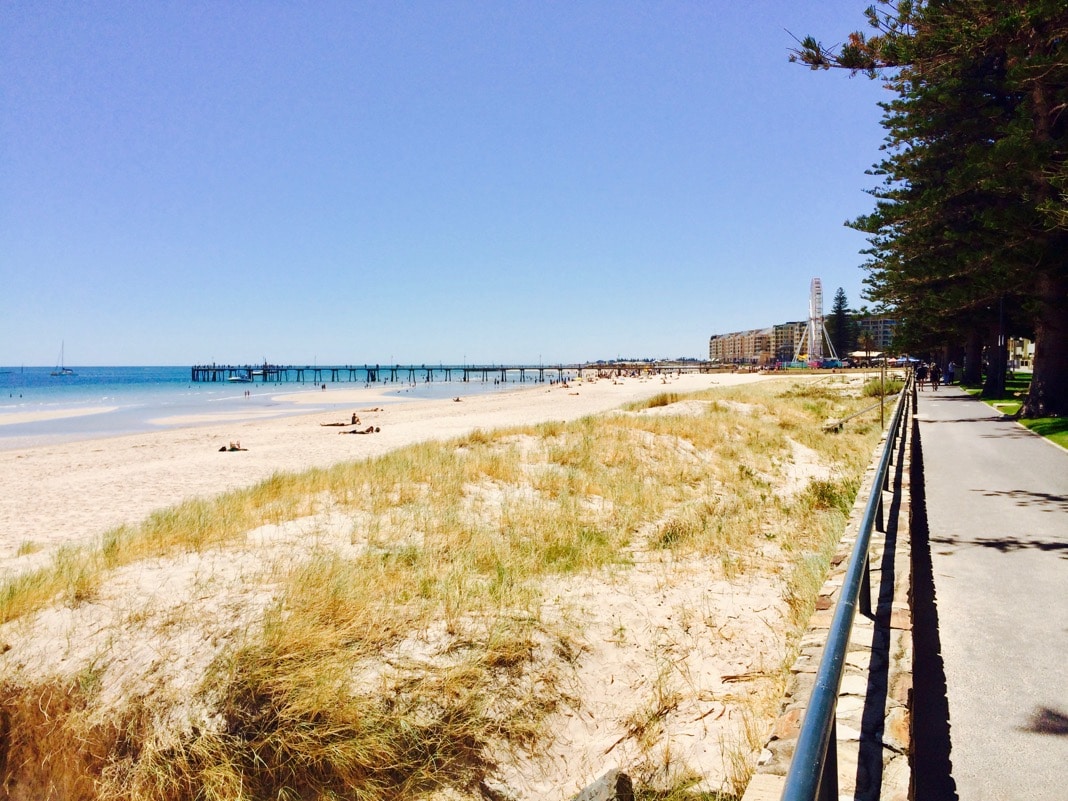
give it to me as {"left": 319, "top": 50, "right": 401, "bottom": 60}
{"left": 0, "top": 373, "right": 884, "bottom": 800}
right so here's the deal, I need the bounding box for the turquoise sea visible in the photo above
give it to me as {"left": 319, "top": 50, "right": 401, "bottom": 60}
{"left": 0, "top": 365, "right": 540, "bottom": 447}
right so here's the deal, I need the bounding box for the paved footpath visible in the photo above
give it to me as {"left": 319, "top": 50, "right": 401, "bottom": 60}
{"left": 915, "top": 386, "right": 1068, "bottom": 800}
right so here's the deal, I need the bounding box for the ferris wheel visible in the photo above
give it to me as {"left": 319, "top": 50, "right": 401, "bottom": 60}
{"left": 793, "top": 278, "right": 837, "bottom": 363}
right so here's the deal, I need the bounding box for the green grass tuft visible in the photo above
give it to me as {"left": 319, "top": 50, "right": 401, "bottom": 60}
{"left": 1019, "top": 416, "right": 1068, "bottom": 449}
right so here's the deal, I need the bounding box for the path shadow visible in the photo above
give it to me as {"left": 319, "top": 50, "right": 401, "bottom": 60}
{"left": 929, "top": 534, "right": 1068, "bottom": 560}
{"left": 911, "top": 416, "right": 959, "bottom": 800}
{"left": 1022, "top": 707, "right": 1068, "bottom": 736}
{"left": 976, "top": 488, "right": 1068, "bottom": 512}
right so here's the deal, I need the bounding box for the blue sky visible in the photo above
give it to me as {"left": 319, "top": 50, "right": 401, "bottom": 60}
{"left": 3, "top": 1, "right": 888, "bottom": 367}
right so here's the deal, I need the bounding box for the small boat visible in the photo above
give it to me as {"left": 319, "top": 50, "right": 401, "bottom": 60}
{"left": 227, "top": 375, "right": 252, "bottom": 383}
{"left": 51, "top": 342, "right": 76, "bottom": 377}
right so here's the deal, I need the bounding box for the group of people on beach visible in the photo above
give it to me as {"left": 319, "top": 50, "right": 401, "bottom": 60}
{"left": 341, "top": 411, "right": 379, "bottom": 434}
{"left": 916, "top": 361, "right": 955, "bottom": 391}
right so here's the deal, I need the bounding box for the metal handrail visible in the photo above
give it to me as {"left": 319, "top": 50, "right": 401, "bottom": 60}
{"left": 779, "top": 374, "right": 913, "bottom": 801}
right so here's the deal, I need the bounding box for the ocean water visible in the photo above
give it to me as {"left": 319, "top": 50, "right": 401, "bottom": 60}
{"left": 0, "top": 365, "right": 548, "bottom": 447}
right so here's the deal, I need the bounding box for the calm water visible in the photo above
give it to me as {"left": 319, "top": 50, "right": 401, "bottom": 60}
{"left": 0, "top": 365, "right": 542, "bottom": 447}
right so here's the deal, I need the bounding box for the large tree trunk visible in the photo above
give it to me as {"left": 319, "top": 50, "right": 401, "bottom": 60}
{"left": 1019, "top": 54, "right": 1068, "bottom": 415}
{"left": 982, "top": 324, "right": 1007, "bottom": 398}
{"left": 1022, "top": 271, "right": 1068, "bottom": 417}
{"left": 963, "top": 328, "right": 984, "bottom": 384}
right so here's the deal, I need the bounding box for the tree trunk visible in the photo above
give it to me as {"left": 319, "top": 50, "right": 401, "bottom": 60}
{"left": 963, "top": 329, "right": 983, "bottom": 384}
{"left": 982, "top": 328, "right": 1007, "bottom": 398}
{"left": 1022, "top": 271, "right": 1068, "bottom": 417}
{"left": 1019, "top": 51, "right": 1068, "bottom": 415}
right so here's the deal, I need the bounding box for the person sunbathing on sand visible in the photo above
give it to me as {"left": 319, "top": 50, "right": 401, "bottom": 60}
{"left": 340, "top": 425, "right": 380, "bottom": 434}
{"left": 219, "top": 441, "right": 247, "bottom": 451}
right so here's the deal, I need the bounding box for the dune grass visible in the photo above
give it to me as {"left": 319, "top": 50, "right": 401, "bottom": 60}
{"left": 0, "top": 378, "right": 884, "bottom": 800}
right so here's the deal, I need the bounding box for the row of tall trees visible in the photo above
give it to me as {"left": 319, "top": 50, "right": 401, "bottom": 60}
{"left": 793, "top": 0, "right": 1068, "bottom": 415}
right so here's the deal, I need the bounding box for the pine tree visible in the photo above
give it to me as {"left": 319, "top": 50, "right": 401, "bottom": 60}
{"left": 792, "top": 1, "right": 1068, "bottom": 414}
{"left": 829, "top": 287, "right": 855, "bottom": 360}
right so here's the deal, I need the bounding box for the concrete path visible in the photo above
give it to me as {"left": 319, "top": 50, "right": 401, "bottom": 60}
{"left": 914, "top": 386, "right": 1068, "bottom": 800}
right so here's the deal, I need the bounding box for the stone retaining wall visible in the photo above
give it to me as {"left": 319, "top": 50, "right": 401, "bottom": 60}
{"left": 742, "top": 412, "right": 914, "bottom": 801}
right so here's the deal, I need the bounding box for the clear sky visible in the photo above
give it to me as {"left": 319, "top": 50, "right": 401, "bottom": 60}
{"left": 3, "top": 1, "right": 889, "bottom": 367}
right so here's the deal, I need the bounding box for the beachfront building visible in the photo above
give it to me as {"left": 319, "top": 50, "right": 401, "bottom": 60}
{"left": 710, "top": 315, "right": 900, "bottom": 365}
{"left": 708, "top": 328, "right": 773, "bottom": 365}
{"left": 772, "top": 322, "right": 806, "bottom": 363}
{"left": 855, "top": 315, "right": 898, "bottom": 353}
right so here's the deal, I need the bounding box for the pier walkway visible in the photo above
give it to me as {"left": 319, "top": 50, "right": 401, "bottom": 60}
{"left": 190, "top": 361, "right": 723, "bottom": 384}
{"left": 912, "top": 386, "right": 1068, "bottom": 800}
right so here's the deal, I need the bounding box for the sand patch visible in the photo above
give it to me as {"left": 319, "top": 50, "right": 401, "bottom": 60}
{"left": 0, "top": 406, "right": 119, "bottom": 426}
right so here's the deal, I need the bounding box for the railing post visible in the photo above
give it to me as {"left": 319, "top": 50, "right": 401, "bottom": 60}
{"left": 818, "top": 719, "right": 839, "bottom": 801}
{"left": 860, "top": 555, "right": 872, "bottom": 618}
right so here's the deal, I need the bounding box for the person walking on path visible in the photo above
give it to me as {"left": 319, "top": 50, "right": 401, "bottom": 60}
{"left": 929, "top": 362, "right": 942, "bottom": 391}
{"left": 916, "top": 361, "right": 929, "bottom": 390}
{"left": 914, "top": 385, "right": 1068, "bottom": 800}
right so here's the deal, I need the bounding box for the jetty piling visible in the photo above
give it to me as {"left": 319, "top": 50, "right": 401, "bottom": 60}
{"left": 190, "top": 361, "right": 721, "bottom": 385}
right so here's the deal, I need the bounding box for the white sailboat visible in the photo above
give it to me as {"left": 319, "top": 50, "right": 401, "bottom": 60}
{"left": 50, "top": 342, "right": 76, "bottom": 376}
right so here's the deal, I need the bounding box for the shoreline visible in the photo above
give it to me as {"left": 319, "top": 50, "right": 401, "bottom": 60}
{"left": 0, "top": 373, "right": 769, "bottom": 581}
{"left": 0, "top": 381, "right": 495, "bottom": 452}
{"left": 0, "top": 405, "right": 120, "bottom": 427}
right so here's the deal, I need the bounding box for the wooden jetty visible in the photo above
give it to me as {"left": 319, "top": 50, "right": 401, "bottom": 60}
{"left": 190, "top": 361, "right": 724, "bottom": 384}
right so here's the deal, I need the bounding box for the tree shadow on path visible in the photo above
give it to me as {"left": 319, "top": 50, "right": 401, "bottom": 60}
{"left": 1022, "top": 707, "right": 1068, "bottom": 736}
{"left": 975, "top": 488, "right": 1068, "bottom": 513}
{"left": 929, "top": 534, "right": 1068, "bottom": 560}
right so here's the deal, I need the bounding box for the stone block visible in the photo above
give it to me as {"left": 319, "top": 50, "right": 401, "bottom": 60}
{"left": 809, "top": 610, "right": 833, "bottom": 629}
{"left": 889, "top": 610, "right": 912, "bottom": 630}
{"left": 740, "top": 773, "right": 785, "bottom": 801}
{"left": 880, "top": 754, "right": 912, "bottom": 801}
{"left": 838, "top": 722, "right": 862, "bottom": 742}
{"left": 845, "top": 650, "right": 872, "bottom": 671}
{"left": 772, "top": 707, "right": 802, "bottom": 740}
{"left": 890, "top": 673, "right": 912, "bottom": 705}
{"left": 836, "top": 695, "right": 864, "bottom": 716}
{"left": 840, "top": 673, "right": 869, "bottom": 697}
{"left": 883, "top": 707, "right": 910, "bottom": 754}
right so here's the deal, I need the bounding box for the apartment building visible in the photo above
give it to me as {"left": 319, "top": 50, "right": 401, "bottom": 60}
{"left": 708, "top": 328, "right": 772, "bottom": 365}
{"left": 855, "top": 316, "right": 898, "bottom": 352}
{"left": 773, "top": 321, "right": 806, "bottom": 363}
{"left": 710, "top": 315, "right": 899, "bottom": 364}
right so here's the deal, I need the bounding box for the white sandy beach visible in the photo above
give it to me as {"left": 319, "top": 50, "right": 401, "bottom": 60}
{"left": 0, "top": 372, "right": 767, "bottom": 578}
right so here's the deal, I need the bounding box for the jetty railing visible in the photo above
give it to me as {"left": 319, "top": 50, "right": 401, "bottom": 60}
{"left": 779, "top": 373, "right": 913, "bottom": 801}
{"left": 189, "top": 360, "right": 729, "bottom": 384}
